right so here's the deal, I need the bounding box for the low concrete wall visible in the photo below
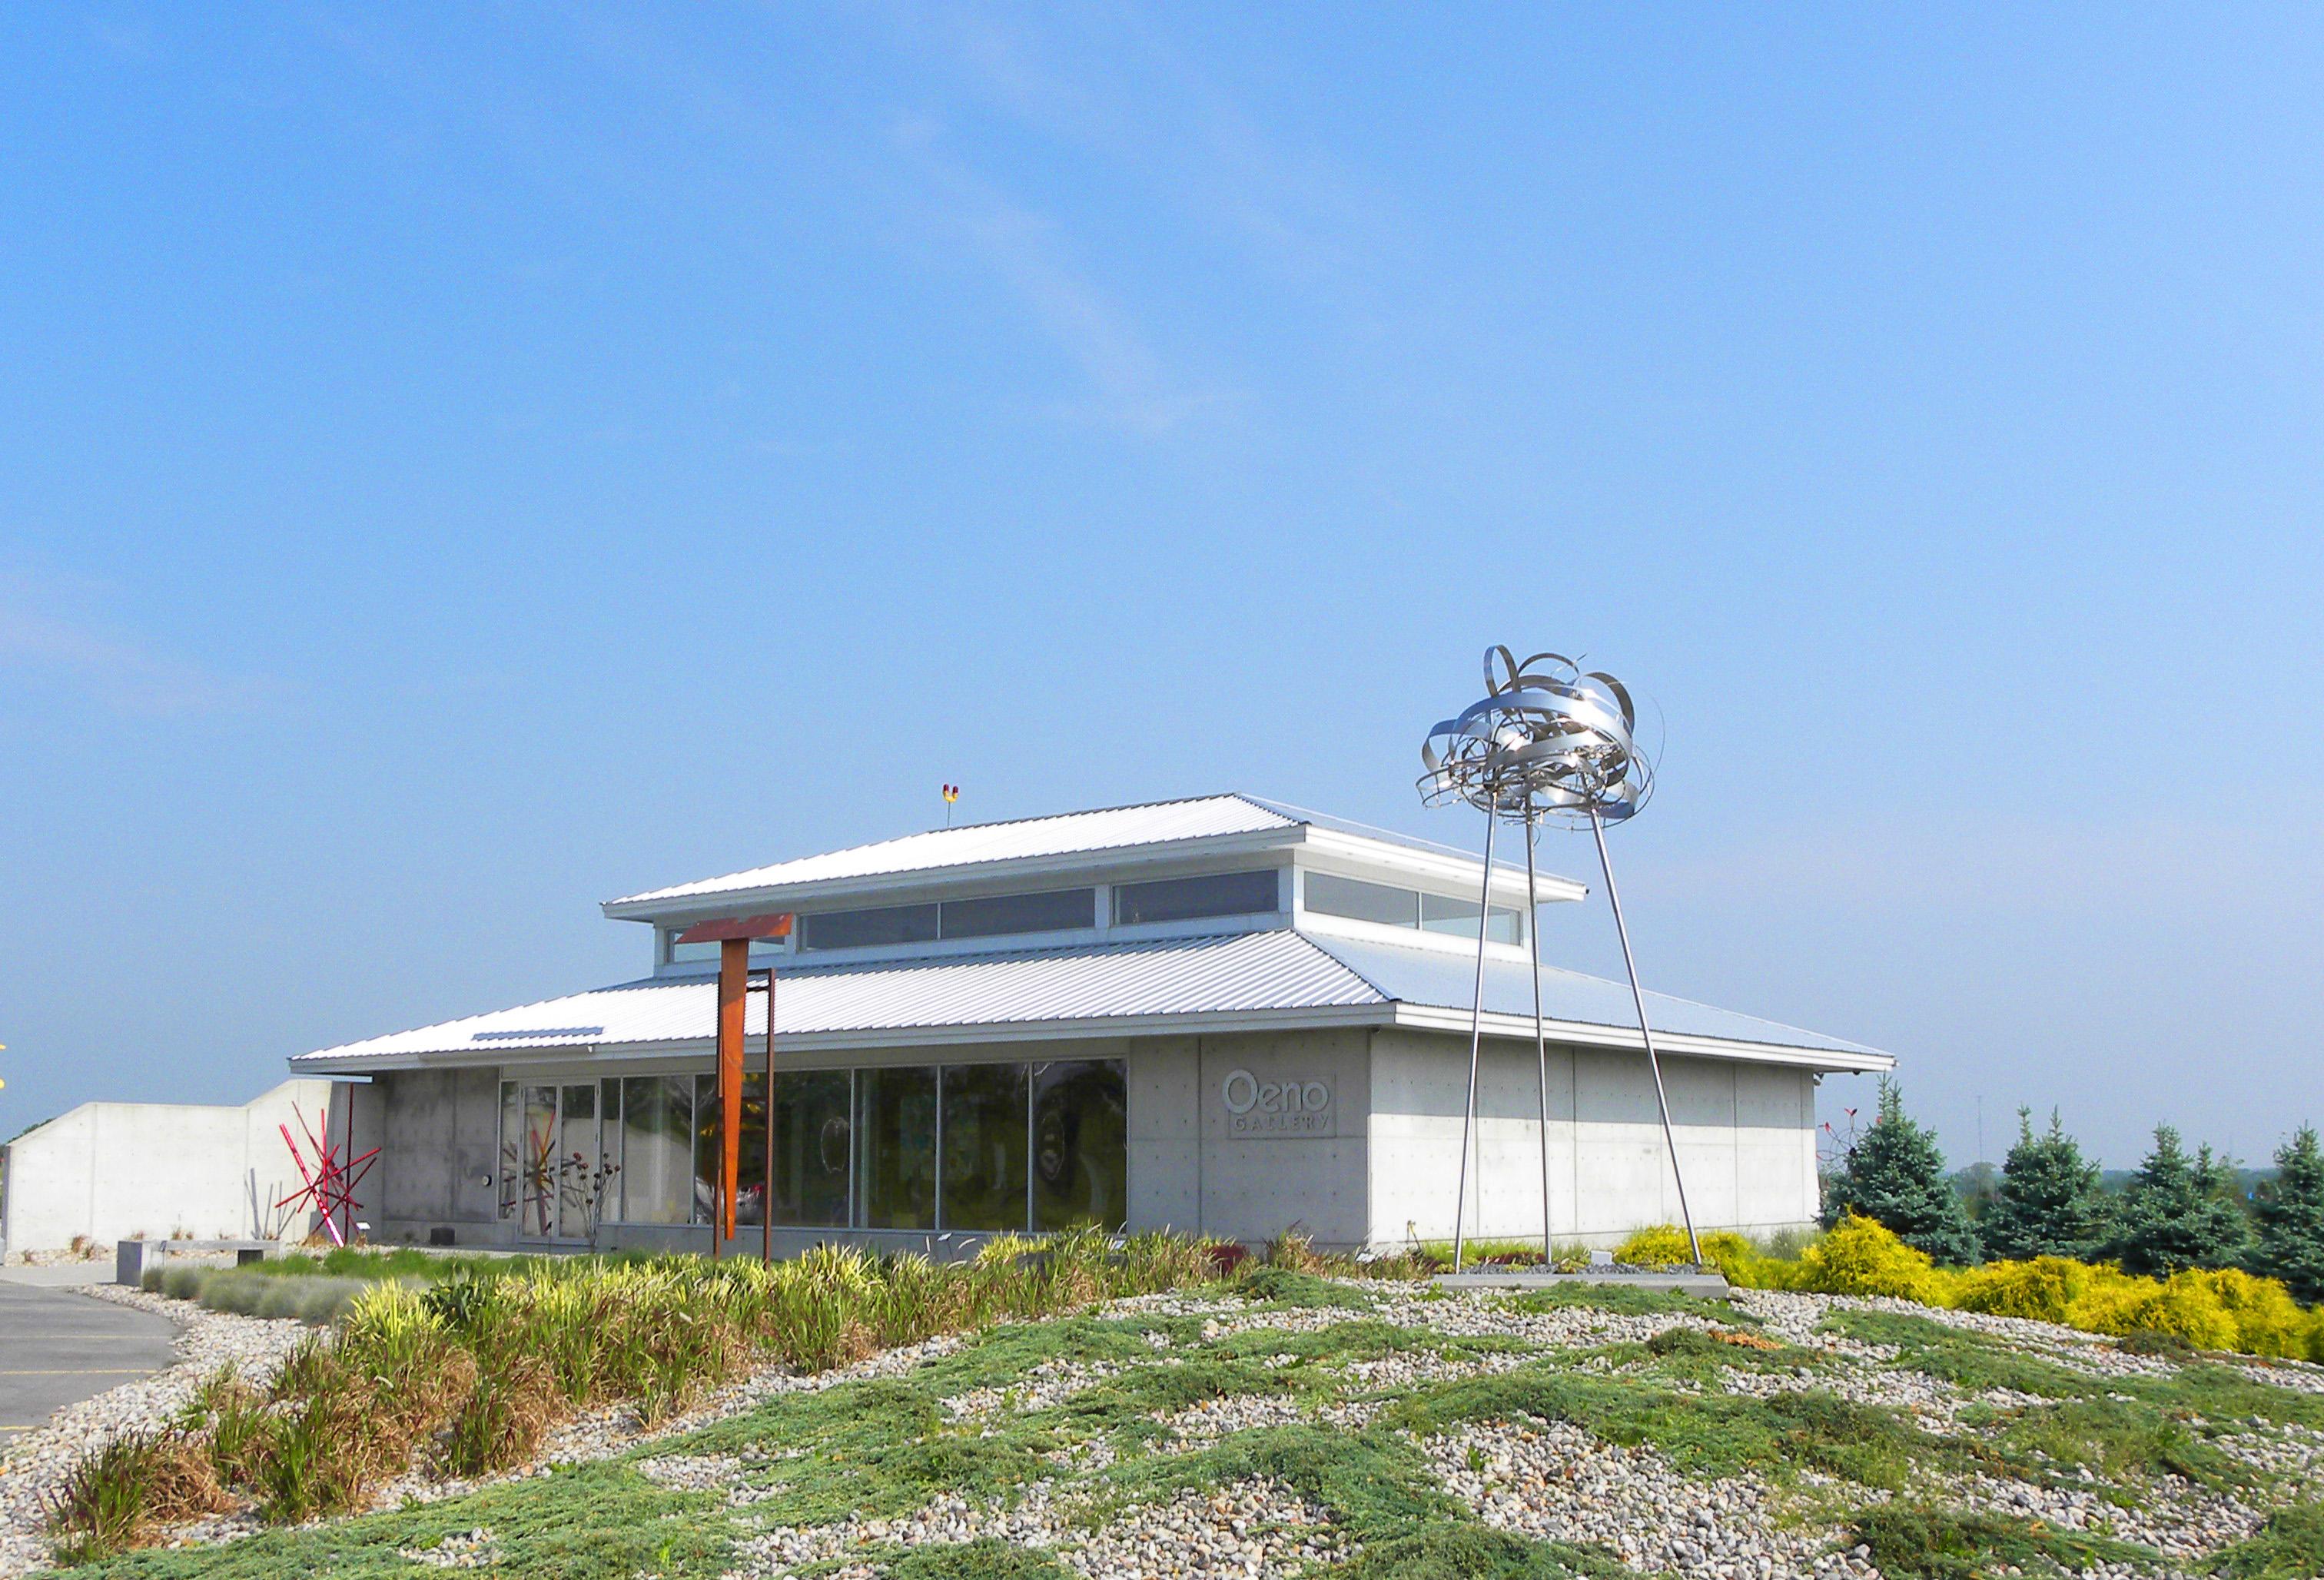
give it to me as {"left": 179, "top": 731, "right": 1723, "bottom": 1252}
{"left": 1, "top": 1080, "right": 337, "bottom": 1256}
{"left": 1368, "top": 1027, "right": 1818, "bottom": 1248}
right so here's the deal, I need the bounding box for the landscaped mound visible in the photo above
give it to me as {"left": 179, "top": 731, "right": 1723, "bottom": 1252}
{"left": 55, "top": 1231, "right": 1216, "bottom": 1562}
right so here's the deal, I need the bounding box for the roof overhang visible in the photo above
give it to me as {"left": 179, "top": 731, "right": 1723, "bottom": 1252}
{"left": 294, "top": 1001, "right": 1892, "bottom": 1077}
{"left": 601, "top": 822, "right": 1572, "bottom": 924}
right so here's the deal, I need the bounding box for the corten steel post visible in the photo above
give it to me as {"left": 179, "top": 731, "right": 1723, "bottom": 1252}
{"left": 760, "top": 966, "right": 777, "bottom": 1266}
{"left": 673, "top": 914, "right": 794, "bottom": 1260}
{"left": 717, "top": 941, "right": 747, "bottom": 1253}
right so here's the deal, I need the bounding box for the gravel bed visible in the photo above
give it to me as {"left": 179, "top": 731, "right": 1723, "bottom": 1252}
{"left": 1424, "top": 1415, "right": 1870, "bottom": 1577}
{"left": 0, "top": 1287, "right": 308, "bottom": 1578}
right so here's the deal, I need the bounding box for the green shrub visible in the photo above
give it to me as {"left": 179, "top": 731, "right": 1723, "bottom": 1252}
{"left": 158, "top": 1265, "right": 208, "bottom": 1302}
{"left": 1980, "top": 1109, "right": 2111, "bottom": 1263}
{"left": 2253, "top": 1125, "right": 2324, "bottom": 1305}
{"left": 2107, "top": 1126, "right": 2252, "bottom": 1277}
{"left": 1822, "top": 1078, "right": 1981, "bottom": 1265}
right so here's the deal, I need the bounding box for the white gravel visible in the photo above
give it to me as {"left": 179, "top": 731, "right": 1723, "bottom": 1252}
{"left": 0, "top": 1286, "right": 308, "bottom": 1578}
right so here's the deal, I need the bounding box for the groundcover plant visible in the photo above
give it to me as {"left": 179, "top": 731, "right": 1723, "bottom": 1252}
{"left": 28, "top": 1230, "right": 2324, "bottom": 1580}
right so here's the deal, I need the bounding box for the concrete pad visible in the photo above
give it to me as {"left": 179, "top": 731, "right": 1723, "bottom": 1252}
{"left": 0, "top": 1283, "right": 180, "bottom": 1442}
{"left": 1431, "top": 1270, "right": 1733, "bottom": 1300}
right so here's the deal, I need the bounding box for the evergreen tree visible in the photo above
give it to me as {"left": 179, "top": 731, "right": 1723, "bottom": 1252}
{"left": 2252, "top": 1124, "right": 2324, "bottom": 1303}
{"left": 1980, "top": 1107, "right": 2110, "bottom": 1263}
{"left": 1822, "top": 1077, "right": 1982, "bottom": 1265}
{"left": 2107, "top": 1125, "right": 2252, "bottom": 1276}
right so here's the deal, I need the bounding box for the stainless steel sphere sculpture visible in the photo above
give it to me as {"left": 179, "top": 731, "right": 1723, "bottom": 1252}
{"left": 1419, "top": 646, "right": 1699, "bottom": 1273}
{"left": 1419, "top": 646, "right": 1653, "bottom": 826}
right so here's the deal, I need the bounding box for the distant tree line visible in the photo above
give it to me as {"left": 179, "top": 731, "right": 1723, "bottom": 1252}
{"left": 1822, "top": 1078, "right": 2324, "bottom": 1301}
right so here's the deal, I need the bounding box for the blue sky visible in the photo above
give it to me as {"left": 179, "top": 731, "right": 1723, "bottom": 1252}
{"left": 2, "top": 6, "right": 2319, "bottom": 1170}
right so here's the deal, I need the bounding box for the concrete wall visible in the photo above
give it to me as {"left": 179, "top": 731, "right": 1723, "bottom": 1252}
{"left": 0, "top": 1080, "right": 336, "bottom": 1254}
{"left": 351, "top": 1025, "right": 1816, "bottom": 1256}
{"left": 362, "top": 1068, "right": 500, "bottom": 1240}
{"left": 1369, "top": 1027, "right": 1818, "bottom": 1247}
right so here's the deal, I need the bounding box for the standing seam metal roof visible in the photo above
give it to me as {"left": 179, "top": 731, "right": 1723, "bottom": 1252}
{"left": 291, "top": 927, "right": 1887, "bottom": 1066}
{"left": 609, "top": 794, "right": 1299, "bottom": 906}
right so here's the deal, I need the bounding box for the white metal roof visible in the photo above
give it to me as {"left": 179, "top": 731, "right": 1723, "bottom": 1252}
{"left": 609, "top": 795, "right": 1298, "bottom": 908}
{"left": 292, "top": 928, "right": 1892, "bottom": 1073}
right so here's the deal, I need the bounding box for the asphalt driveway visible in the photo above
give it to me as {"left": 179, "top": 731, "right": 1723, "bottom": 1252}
{"left": 0, "top": 1279, "right": 180, "bottom": 1442}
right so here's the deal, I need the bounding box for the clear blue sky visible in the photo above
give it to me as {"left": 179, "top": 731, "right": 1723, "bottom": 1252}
{"left": 3, "top": 7, "right": 2319, "bottom": 1170}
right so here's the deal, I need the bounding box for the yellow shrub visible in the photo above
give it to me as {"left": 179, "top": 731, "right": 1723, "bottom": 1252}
{"left": 2306, "top": 1309, "right": 2324, "bottom": 1364}
{"left": 1953, "top": 1257, "right": 2093, "bottom": 1323}
{"left": 1612, "top": 1225, "right": 1761, "bottom": 1278}
{"left": 1791, "top": 1215, "right": 1941, "bottom": 1302}
{"left": 1614, "top": 1225, "right": 1695, "bottom": 1267}
{"left": 2067, "top": 1267, "right": 2238, "bottom": 1352}
{"left": 2192, "top": 1268, "right": 2309, "bottom": 1358}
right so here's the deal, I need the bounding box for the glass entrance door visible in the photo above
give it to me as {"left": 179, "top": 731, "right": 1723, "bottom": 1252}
{"left": 500, "top": 1080, "right": 602, "bottom": 1244}
{"left": 555, "top": 1084, "right": 599, "bottom": 1240}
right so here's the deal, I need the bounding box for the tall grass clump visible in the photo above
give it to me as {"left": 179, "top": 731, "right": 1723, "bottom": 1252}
{"left": 63, "top": 1226, "right": 1272, "bottom": 1555}
{"left": 43, "top": 1430, "right": 233, "bottom": 1563}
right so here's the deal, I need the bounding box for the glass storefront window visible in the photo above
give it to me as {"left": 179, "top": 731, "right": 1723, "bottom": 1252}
{"left": 855, "top": 1066, "right": 937, "bottom": 1229}
{"left": 618, "top": 1074, "right": 693, "bottom": 1226}
{"left": 940, "top": 1064, "right": 1029, "bottom": 1230}
{"left": 1033, "top": 1061, "right": 1127, "bottom": 1231}
{"left": 769, "top": 1070, "right": 851, "bottom": 1227}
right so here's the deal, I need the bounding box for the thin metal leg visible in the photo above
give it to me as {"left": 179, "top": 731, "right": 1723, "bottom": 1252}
{"left": 1452, "top": 811, "right": 1498, "bottom": 1273}
{"left": 1591, "top": 807, "right": 1701, "bottom": 1264}
{"left": 1525, "top": 818, "right": 1552, "bottom": 1265}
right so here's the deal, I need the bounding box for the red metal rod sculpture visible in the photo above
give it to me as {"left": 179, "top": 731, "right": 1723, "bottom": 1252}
{"left": 274, "top": 1105, "right": 380, "bottom": 1248}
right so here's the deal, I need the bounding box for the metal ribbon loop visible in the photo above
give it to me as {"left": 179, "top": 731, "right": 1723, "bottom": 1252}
{"left": 1420, "top": 647, "right": 1654, "bottom": 826}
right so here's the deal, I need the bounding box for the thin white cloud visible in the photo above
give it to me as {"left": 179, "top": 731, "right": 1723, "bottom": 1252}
{"left": 898, "top": 130, "right": 1246, "bottom": 436}
{"left": 0, "top": 572, "right": 284, "bottom": 718}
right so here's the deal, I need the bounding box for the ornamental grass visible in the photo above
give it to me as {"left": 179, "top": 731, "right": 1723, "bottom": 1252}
{"left": 70, "top": 1229, "right": 1232, "bottom": 1559}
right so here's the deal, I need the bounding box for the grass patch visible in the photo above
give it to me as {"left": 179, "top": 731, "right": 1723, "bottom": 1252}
{"left": 48, "top": 1460, "right": 729, "bottom": 1579}
{"left": 1817, "top": 1309, "right": 2102, "bottom": 1399}
{"left": 1849, "top": 1503, "right": 2155, "bottom": 1580}
{"left": 1991, "top": 1395, "right": 2251, "bottom": 1494}
{"left": 1231, "top": 1265, "right": 1373, "bottom": 1309}
{"left": 1382, "top": 1364, "right": 1968, "bottom": 1490}
{"left": 2209, "top": 1504, "right": 2324, "bottom": 1578}
{"left": 1332, "top": 1524, "right": 1630, "bottom": 1578}
{"left": 1497, "top": 1283, "right": 1753, "bottom": 1322}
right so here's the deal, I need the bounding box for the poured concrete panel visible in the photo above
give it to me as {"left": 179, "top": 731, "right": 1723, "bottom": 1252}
{"left": 1195, "top": 1029, "right": 1370, "bottom": 1250}
{"left": 1127, "top": 1036, "right": 1200, "bottom": 1235}
{"left": 1373, "top": 1028, "right": 1818, "bottom": 1247}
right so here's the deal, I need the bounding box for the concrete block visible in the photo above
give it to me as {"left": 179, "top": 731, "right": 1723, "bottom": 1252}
{"left": 115, "top": 1239, "right": 162, "bottom": 1286}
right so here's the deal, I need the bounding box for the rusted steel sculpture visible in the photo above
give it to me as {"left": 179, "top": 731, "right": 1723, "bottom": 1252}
{"left": 673, "top": 912, "right": 792, "bottom": 1260}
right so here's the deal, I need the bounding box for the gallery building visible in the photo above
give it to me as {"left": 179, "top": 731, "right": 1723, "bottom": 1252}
{"left": 293, "top": 795, "right": 1891, "bottom": 1255}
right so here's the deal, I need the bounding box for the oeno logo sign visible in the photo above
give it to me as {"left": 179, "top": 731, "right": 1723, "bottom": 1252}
{"left": 1220, "top": 1069, "right": 1333, "bottom": 1137}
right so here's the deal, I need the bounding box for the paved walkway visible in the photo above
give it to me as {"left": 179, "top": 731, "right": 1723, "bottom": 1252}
{"left": 0, "top": 1279, "right": 180, "bottom": 1443}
